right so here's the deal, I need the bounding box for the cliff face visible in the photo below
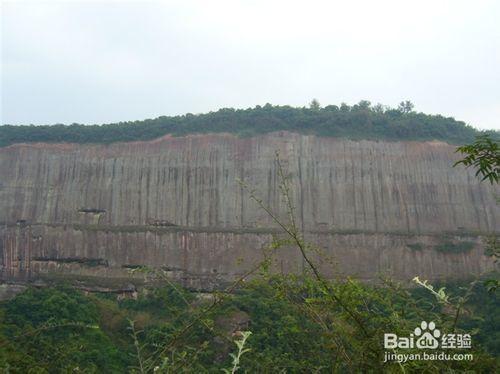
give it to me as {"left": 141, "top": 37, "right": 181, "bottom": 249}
{"left": 0, "top": 132, "right": 498, "bottom": 289}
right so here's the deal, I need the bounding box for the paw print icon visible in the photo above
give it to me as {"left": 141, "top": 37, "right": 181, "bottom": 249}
{"left": 415, "top": 321, "right": 440, "bottom": 349}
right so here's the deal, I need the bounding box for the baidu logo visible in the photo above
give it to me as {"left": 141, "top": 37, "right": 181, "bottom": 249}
{"left": 384, "top": 321, "right": 471, "bottom": 350}
{"left": 413, "top": 321, "right": 440, "bottom": 349}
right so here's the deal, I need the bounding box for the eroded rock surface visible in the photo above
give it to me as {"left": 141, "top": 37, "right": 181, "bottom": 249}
{"left": 0, "top": 132, "right": 498, "bottom": 289}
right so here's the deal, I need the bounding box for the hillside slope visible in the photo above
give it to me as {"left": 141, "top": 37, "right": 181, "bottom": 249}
{"left": 1, "top": 103, "right": 497, "bottom": 147}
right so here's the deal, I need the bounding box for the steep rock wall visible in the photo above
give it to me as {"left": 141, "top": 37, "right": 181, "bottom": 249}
{"left": 0, "top": 224, "right": 494, "bottom": 290}
{"left": 0, "top": 132, "right": 498, "bottom": 288}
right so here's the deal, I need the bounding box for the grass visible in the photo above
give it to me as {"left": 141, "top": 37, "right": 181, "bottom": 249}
{"left": 33, "top": 257, "right": 108, "bottom": 267}
{"left": 406, "top": 243, "right": 424, "bottom": 251}
{"left": 434, "top": 241, "right": 475, "bottom": 253}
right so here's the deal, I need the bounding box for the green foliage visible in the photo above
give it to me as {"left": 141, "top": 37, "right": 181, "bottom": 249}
{"left": 434, "top": 241, "right": 475, "bottom": 253}
{"left": 119, "top": 284, "right": 194, "bottom": 317}
{"left": 228, "top": 280, "right": 338, "bottom": 372}
{"left": 455, "top": 135, "right": 499, "bottom": 295}
{"left": 0, "top": 286, "right": 127, "bottom": 373}
{"left": 32, "top": 256, "right": 107, "bottom": 267}
{"left": 455, "top": 134, "right": 500, "bottom": 183}
{"left": 483, "top": 238, "right": 500, "bottom": 293}
{"left": 413, "top": 276, "right": 450, "bottom": 303}
{"left": 398, "top": 100, "right": 415, "bottom": 114}
{"left": 309, "top": 99, "right": 321, "bottom": 110}
{"left": 1, "top": 102, "right": 497, "bottom": 147}
{"left": 455, "top": 281, "right": 500, "bottom": 356}
{"left": 223, "top": 331, "right": 252, "bottom": 374}
{"left": 407, "top": 243, "right": 424, "bottom": 251}
{"left": 3, "top": 286, "right": 97, "bottom": 326}
{"left": 0, "top": 278, "right": 498, "bottom": 373}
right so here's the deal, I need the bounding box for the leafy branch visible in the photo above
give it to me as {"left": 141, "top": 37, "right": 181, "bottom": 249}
{"left": 238, "top": 151, "right": 372, "bottom": 338}
{"left": 223, "top": 331, "right": 252, "bottom": 374}
{"left": 455, "top": 135, "right": 500, "bottom": 184}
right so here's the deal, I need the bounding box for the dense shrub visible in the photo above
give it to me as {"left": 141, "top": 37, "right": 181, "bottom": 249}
{"left": 1, "top": 102, "right": 497, "bottom": 147}
{"left": 0, "top": 278, "right": 497, "bottom": 372}
{"left": 434, "top": 241, "right": 475, "bottom": 253}
{"left": 0, "top": 286, "right": 128, "bottom": 372}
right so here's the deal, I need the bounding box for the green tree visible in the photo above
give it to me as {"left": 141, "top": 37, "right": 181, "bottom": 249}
{"left": 309, "top": 99, "right": 321, "bottom": 110}
{"left": 1, "top": 103, "right": 496, "bottom": 147}
{"left": 398, "top": 100, "right": 414, "bottom": 114}
{"left": 0, "top": 287, "right": 127, "bottom": 372}
{"left": 357, "top": 100, "right": 371, "bottom": 109}
{"left": 455, "top": 134, "right": 500, "bottom": 293}
{"left": 455, "top": 134, "right": 500, "bottom": 183}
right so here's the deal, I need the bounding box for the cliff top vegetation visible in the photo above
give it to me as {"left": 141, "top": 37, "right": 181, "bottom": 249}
{"left": 1, "top": 101, "right": 497, "bottom": 147}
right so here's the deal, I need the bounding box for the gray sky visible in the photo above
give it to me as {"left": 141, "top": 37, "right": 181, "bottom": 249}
{"left": 1, "top": 0, "right": 499, "bottom": 129}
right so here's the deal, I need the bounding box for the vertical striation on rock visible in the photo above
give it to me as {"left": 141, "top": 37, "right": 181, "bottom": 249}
{"left": 0, "top": 132, "right": 498, "bottom": 288}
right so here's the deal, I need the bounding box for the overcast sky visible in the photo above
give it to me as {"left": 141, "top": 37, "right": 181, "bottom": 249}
{"left": 1, "top": 0, "right": 499, "bottom": 129}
